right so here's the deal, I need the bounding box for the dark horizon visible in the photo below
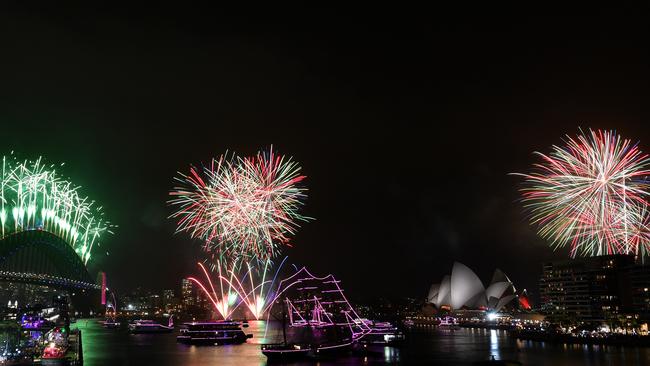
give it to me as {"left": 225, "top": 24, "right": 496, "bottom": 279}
{"left": 2, "top": 7, "right": 650, "bottom": 303}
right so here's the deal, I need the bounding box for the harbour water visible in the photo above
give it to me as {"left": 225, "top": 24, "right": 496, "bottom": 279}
{"left": 71, "top": 320, "right": 650, "bottom": 365}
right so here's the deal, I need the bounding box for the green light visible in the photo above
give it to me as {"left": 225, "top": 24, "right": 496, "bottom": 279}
{"left": 228, "top": 292, "right": 238, "bottom": 306}
{"left": 0, "top": 155, "right": 112, "bottom": 264}
{"left": 27, "top": 204, "right": 35, "bottom": 219}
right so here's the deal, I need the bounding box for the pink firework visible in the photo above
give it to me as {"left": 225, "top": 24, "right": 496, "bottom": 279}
{"left": 169, "top": 147, "right": 309, "bottom": 265}
{"left": 187, "top": 257, "right": 290, "bottom": 320}
{"left": 516, "top": 129, "right": 650, "bottom": 257}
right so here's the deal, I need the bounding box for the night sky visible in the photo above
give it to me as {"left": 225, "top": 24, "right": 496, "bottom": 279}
{"left": 1, "top": 7, "right": 649, "bottom": 303}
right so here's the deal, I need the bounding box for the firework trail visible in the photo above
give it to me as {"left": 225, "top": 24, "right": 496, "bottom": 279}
{"left": 187, "top": 257, "right": 289, "bottom": 320}
{"left": 0, "top": 153, "right": 112, "bottom": 264}
{"left": 187, "top": 262, "right": 239, "bottom": 319}
{"left": 169, "top": 147, "right": 309, "bottom": 266}
{"left": 227, "top": 256, "right": 289, "bottom": 319}
{"left": 515, "top": 129, "right": 650, "bottom": 257}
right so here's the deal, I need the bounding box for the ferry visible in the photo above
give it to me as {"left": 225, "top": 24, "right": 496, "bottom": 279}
{"left": 128, "top": 316, "right": 174, "bottom": 334}
{"left": 176, "top": 321, "right": 252, "bottom": 345}
{"left": 357, "top": 320, "right": 405, "bottom": 345}
{"left": 101, "top": 318, "right": 120, "bottom": 329}
{"left": 438, "top": 316, "right": 460, "bottom": 329}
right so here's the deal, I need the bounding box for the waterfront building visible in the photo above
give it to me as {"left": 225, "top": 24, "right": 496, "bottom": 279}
{"left": 539, "top": 255, "right": 650, "bottom": 325}
{"left": 0, "top": 283, "right": 66, "bottom": 310}
{"left": 629, "top": 264, "right": 650, "bottom": 323}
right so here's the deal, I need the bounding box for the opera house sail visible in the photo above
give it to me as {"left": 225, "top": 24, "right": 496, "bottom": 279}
{"left": 427, "top": 262, "right": 518, "bottom": 312}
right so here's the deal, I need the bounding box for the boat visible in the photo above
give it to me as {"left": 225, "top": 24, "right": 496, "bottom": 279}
{"left": 128, "top": 316, "right": 174, "bottom": 333}
{"left": 102, "top": 293, "right": 119, "bottom": 329}
{"left": 176, "top": 321, "right": 252, "bottom": 345}
{"left": 41, "top": 327, "right": 68, "bottom": 362}
{"left": 438, "top": 316, "right": 460, "bottom": 329}
{"left": 262, "top": 298, "right": 357, "bottom": 361}
{"left": 263, "top": 338, "right": 355, "bottom": 361}
{"left": 102, "top": 318, "right": 120, "bottom": 329}
{"left": 261, "top": 342, "right": 311, "bottom": 360}
{"left": 261, "top": 268, "right": 371, "bottom": 361}
{"left": 357, "top": 320, "right": 405, "bottom": 345}
{"left": 42, "top": 342, "right": 66, "bottom": 359}
{"left": 20, "top": 314, "right": 51, "bottom": 330}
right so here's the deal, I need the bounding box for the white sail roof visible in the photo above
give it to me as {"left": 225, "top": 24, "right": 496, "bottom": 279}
{"left": 436, "top": 275, "right": 451, "bottom": 308}
{"left": 427, "top": 284, "right": 440, "bottom": 304}
{"left": 495, "top": 294, "right": 517, "bottom": 312}
{"left": 427, "top": 263, "right": 518, "bottom": 311}
{"left": 491, "top": 268, "right": 516, "bottom": 293}
{"left": 485, "top": 281, "right": 511, "bottom": 301}
{"left": 450, "top": 262, "right": 485, "bottom": 310}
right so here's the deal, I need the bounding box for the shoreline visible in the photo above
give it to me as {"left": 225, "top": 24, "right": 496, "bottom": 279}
{"left": 409, "top": 322, "right": 650, "bottom": 347}
{"left": 511, "top": 329, "right": 650, "bottom": 347}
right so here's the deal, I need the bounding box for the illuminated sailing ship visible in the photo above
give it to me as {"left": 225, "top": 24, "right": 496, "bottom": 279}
{"left": 261, "top": 267, "right": 370, "bottom": 360}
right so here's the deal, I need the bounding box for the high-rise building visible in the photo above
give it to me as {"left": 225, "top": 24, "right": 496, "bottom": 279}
{"left": 163, "top": 289, "right": 174, "bottom": 301}
{"left": 628, "top": 264, "right": 650, "bottom": 322}
{"left": 148, "top": 294, "right": 162, "bottom": 312}
{"left": 195, "top": 289, "right": 210, "bottom": 312}
{"left": 540, "top": 255, "right": 650, "bottom": 324}
{"left": 163, "top": 289, "right": 175, "bottom": 312}
{"left": 181, "top": 279, "right": 194, "bottom": 309}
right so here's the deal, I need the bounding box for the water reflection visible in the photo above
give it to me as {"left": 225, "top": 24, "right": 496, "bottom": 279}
{"left": 384, "top": 345, "right": 400, "bottom": 363}
{"left": 489, "top": 329, "right": 500, "bottom": 360}
{"left": 68, "top": 321, "right": 650, "bottom": 366}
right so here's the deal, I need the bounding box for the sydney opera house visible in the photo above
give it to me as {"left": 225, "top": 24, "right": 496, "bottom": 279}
{"left": 426, "top": 262, "right": 529, "bottom": 313}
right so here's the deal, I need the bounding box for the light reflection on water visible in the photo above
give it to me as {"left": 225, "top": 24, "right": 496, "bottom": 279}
{"left": 384, "top": 345, "right": 400, "bottom": 363}
{"left": 68, "top": 321, "right": 650, "bottom": 366}
{"left": 489, "top": 329, "right": 499, "bottom": 360}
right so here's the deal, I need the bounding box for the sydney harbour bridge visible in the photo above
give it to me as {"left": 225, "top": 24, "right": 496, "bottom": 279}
{"left": 0, "top": 156, "right": 109, "bottom": 309}
{"left": 0, "top": 230, "right": 100, "bottom": 291}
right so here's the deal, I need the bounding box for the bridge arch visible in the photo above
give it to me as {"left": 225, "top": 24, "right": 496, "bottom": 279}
{"left": 0, "top": 230, "right": 98, "bottom": 290}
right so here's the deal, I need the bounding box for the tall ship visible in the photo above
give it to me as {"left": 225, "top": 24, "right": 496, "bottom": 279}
{"left": 102, "top": 293, "right": 120, "bottom": 329}
{"left": 177, "top": 321, "right": 252, "bottom": 345}
{"left": 128, "top": 316, "right": 174, "bottom": 334}
{"left": 261, "top": 267, "right": 370, "bottom": 361}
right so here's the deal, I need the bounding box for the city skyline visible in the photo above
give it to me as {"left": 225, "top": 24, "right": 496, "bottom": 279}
{"left": 2, "top": 9, "right": 650, "bottom": 302}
